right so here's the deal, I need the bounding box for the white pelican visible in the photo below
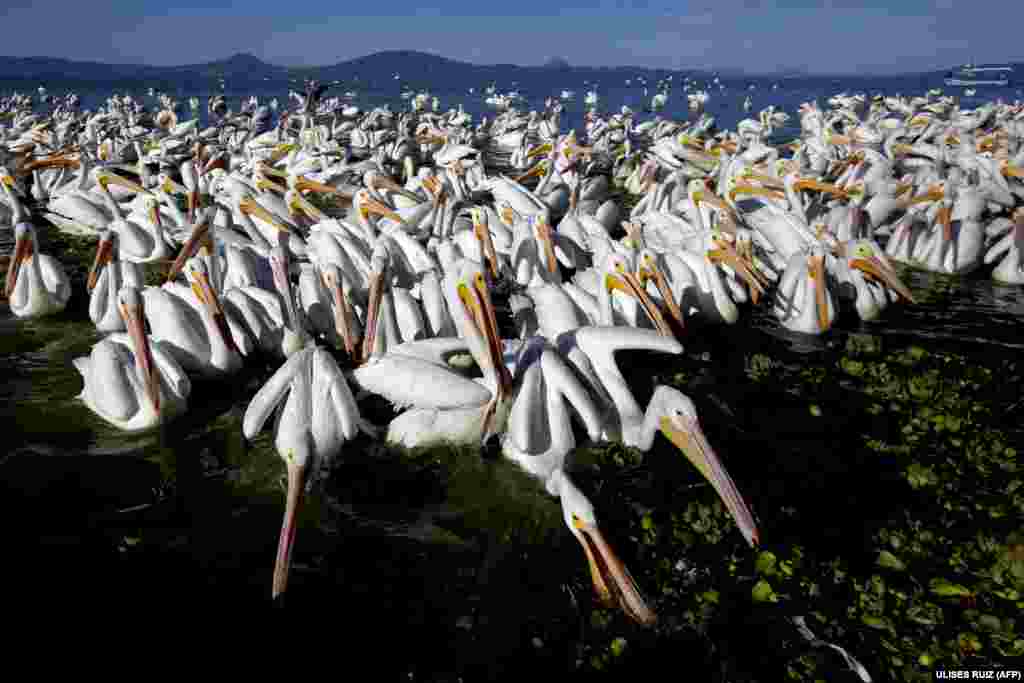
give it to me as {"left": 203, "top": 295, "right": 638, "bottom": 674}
{"left": 773, "top": 244, "right": 836, "bottom": 335}
{"left": 242, "top": 344, "right": 366, "bottom": 599}
{"left": 4, "top": 221, "right": 71, "bottom": 319}
{"left": 87, "top": 229, "right": 146, "bottom": 333}
{"left": 223, "top": 246, "right": 311, "bottom": 359}
{"left": 560, "top": 326, "right": 760, "bottom": 548}
{"left": 351, "top": 260, "right": 513, "bottom": 448}
{"left": 985, "top": 209, "right": 1024, "bottom": 284}
{"left": 73, "top": 287, "right": 191, "bottom": 431}
{"left": 502, "top": 335, "right": 656, "bottom": 624}
{"left": 141, "top": 258, "right": 250, "bottom": 377}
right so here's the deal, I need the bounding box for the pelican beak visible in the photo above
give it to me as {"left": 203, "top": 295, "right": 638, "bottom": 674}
{"left": 190, "top": 267, "right": 239, "bottom": 354}
{"left": 533, "top": 216, "right": 559, "bottom": 275}
{"left": 5, "top": 228, "right": 33, "bottom": 299}
{"left": 526, "top": 142, "right": 553, "bottom": 159}
{"left": 360, "top": 196, "right": 404, "bottom": 224}
{"left": 792, "top": 178, "right": 849, "bottom": 198}
{"left": 901, "top": 186, "right": 945, "bottom": 208}
{"left": 937, "top": 205, "right": 953, "bottom": 243}
{"left": 729, "top": 183, "right": 786, "bottom": 202}
{"left": 808, "top": 252, "right": 831, "bottom": 332}
{"left": 658, "top": 415, "right": 760, "bottom": 548}
{"left": 360, "top": 268, "right": 384, "bottom": 363}
{"left": 270, "top": 251, "right": 301, "bottom": 332}
{"left": 368, "top": 174, "right": 422, "bottom": 204}
{"left": 514, "top": 161, "right": 547, "bottom": 183}
{"left": 98, "top": 172, "right": 149, "bottom": 195}
{"left": 258, "top": 163, "right": 288, "bottom": 179}
{"left": 169, "top": 216, "right": 213, "bottom": 283}
{"left": 850, "top": 256, "right": 916, "bottom": 303}
{"left": 637, "top": 258, "right": 686, "bottom": 337}
{"left": 1001, "top": 162, "right": 1024, "bottom": 179}
{"left": 322, "top": 267, "right": 360, "bottom": 358}
{"left": 572, "top": 517, "right": 657, "bottom": 626}
{"left": 294, "top": 175, "right": 348, "bottom": 200}
{"left": 457, "top": 273, "right": 512, "bottom": 440}
{"left": 149, "top": 202, "right": 163, "bottom": 232}
{"left": 499, "top": 204, "right": 516, "bottom": 227}
{"left": 273, "top": 460, "right": 308, "bottom": 601}
{"left": 239, "top": 196, "right": 291, "bottom": 233}
{"left": 707, "top": 240, "right": 768, "bottom": 305}
{"left": 121, "top": 297, "right": 161, "bottom": 414}
{"left": 740, "top": 171, "right": 785, "bottom": 190}
{"left": 471, "top": 209, "right": 500, "bottom": 280}
{"left": 87, "top": 233, "right": 115, "bottom": 292}
{"left": 605, "top": 268, "right": 673, "bottom": 337}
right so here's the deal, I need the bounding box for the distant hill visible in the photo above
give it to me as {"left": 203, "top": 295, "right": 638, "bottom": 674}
{"left": 0, "top": 50, "right": 1020, "bottom": 87}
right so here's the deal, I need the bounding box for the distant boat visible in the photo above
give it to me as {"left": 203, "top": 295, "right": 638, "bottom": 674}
{"left": 944, "top": 63, "right": 1012, "bottom": 87}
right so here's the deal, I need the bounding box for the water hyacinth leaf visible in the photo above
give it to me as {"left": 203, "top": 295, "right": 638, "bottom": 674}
{"left": 875, "top": 551, "right": 905, "bottom": 571}
{"left": 929, "top": 578, "right": 972, "bottom": 598}
{"left": 756, "top": 551, "right": 778, "bottom": 575}
{"left": 752, "top": 579, "right": 778, "bottom": 602}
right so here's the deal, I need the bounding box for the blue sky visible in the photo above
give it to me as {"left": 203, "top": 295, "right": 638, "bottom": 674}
{"left": 3, "top": 0, "right": 1019, "bottom": 73}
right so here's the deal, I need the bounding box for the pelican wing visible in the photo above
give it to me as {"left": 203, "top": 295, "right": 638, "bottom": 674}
{"left": 38, "top": 254, "right": 72, "bottom": 306}
{"left": 507, "top": 359, "right": 546, "bottom": 455}
{"left": 540, "top": 348, "right": 603, "bottom": 442}
{"left": 351, "top": 355, "right": 491, "bottom": 410}
{"left": 562, "top": 326, "right": 683, "bottom": 371}
{"left": 76, "top": 339, "right": 137, "bottom": 421}
{"left": 312, "top": 348, "right": 361, "bottom": 441}
{"left": 243, "top": 347, "right": 314, "bottom": 439}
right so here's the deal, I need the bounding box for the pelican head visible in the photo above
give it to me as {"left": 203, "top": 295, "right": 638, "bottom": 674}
{"left": 558, "top": 472, "right": 657, "bottom": 625}
{"left": 844, "top": 239, "right": 915, "bottom": 304}
{"left": 93, "top": 168, "right": 149, "bottom": 196}
{"left": 653, "top": 387, "right": 760, "bottom": 547}
{"left": 706, "top": 229, "right": 769, "bottom": 305}
{"left": 5, "top": 222, "right": 36, "bottom": 299}
{"left": 319, "top": 262, "right": 360, "bottom": 358}
{"left": 238, "top": 193, "right": 291, "bottom": 234}
{"left": 636, "top": 249, "right": 686, "bottom": 335}
{"left": 354, "top": 188, "right": 403, "bottom": 224}
{"left": 118, "top": 286, "right": 161, "bottom": 414}
{"left": 605, "top": 252, "right": 673, "bottom": 337}
{"left": 285, "top": 188, "right": 326, "bottom": 224}
{"left": 365, "top": 169, "right": 422, "bottom": 203}
{"left": 184, "top": 256, "right": 238, "bottom": 354}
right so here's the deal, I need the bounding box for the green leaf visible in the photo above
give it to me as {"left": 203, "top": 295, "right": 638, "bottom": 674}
{"left": 752, "top": 579, "right": 777, "bottom": 602}
{"left": 610, "top": 637, "right": 627, "bottom": 657}
{"left": 930, "top": 577, "right": 972, "bottom": 597}
{"left": 755, "top": 551, "right": 778, "bottom": 576}
{"left": 876, "top": 550, "right": 905, "bottom": 571}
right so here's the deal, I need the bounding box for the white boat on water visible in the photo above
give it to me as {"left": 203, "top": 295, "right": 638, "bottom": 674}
{"left": 944, "top": 63, "right": 1012, "bottom": 87}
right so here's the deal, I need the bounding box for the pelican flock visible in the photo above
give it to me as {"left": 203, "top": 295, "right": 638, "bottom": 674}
{"left": 3, "top": 80, "right": 1024, "bottom": 641}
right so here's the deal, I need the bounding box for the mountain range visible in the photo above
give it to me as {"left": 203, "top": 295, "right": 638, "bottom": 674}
{"left": 0, "top": 51, "right": 1021, "bottom": 87}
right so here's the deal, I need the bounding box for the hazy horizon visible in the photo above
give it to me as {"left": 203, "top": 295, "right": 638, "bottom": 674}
{"left": 2, "top": 0, "right": 1020, "bottom": 75}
